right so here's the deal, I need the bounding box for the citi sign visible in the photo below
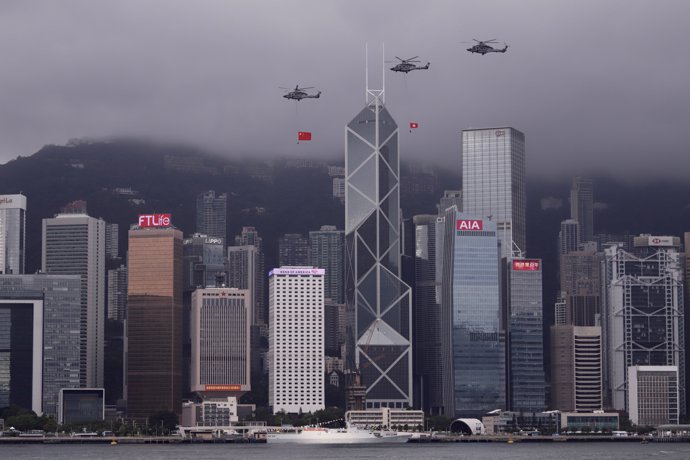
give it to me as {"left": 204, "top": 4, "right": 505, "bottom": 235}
{"left": 138, "top": 213, "right": 171, "bottom": 228}
{"left": 456, "top": 219, "right": 483, "bottom": 231}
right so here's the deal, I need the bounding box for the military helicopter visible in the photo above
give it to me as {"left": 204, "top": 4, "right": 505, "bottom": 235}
{"left": 466, "top": 39, "right": 508, "bottom": 55}
{"left": 281, "top": 85, "right": 321, "bottom": 101}
{"left": 389, "top": 56, "right": 430, "bottom": 73}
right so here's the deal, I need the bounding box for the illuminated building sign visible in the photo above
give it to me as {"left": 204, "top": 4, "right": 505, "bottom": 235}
{"left": 204, "top": 384, "right": 241, "bottom": 392}
{"left": 138, "top": 214, "right": 171, "bottom": 228}
{"left": 513, "top": 259, "right": 540, "bottom": 271}
{"left": 269, "top": 268, "right": 325, "bottom": 276}
{"left": 456, "top": 219, "right": 483, "bottom": 231}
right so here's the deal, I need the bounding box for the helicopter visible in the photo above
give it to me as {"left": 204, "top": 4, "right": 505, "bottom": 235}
{"left": 466, "top": 39, "right": 508, "bottom": 55}
{"left": 281, "top": 85, "right": 321, "bottom": 101}
{"left": 389, "top": 56, "right": 430, "bottom": 73}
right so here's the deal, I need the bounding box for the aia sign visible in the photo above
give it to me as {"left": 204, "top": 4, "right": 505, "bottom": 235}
{"left": 456, "top": 219, "right": 483, "bottom": 231}
{"left": 138, "top": 214, "right": 171, "bottom": 228}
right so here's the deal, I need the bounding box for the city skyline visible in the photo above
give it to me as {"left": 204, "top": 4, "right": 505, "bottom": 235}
{"left": 1, "top": 1, "right": 689, "bottom": 179}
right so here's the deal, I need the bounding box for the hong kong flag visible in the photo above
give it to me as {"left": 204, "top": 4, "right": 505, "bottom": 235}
{"left": 409, "top": 122, "right": 419, "bottom": 129}
{"left": 298, "top": 131, "right": 312, "bottom": 141}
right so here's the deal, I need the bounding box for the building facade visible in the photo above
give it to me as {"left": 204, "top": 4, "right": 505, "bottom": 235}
{"left": 507, "top": 258, "right": 546, "bottom": 413}
{"left": 550, "top": 325, "right": 603, "bottom": 412}
{"left": 42, "top": 212, "right": 105, "bottom": 388}
{"left": 413, "top": 214, "right": 454, "bottom": 416}
{"left": 559, "top": 219, "right": 580, "bottom": 255}
{"left": 345, "top": 91, "right": 413, "bottom": 408}
{"left": 183, "top": 234, "right": 226, "bottom": 291}
{"left": 570, "top": 177, "right": 594, "bottom": 243}
{"left": 0, "top": 194, "right": 26, "bottom": 275}
{"left": 0, "top": 274, "right": 81, "bottom": 416}
{"left": 107, "top": 265, "right": 127, "bottom": 321}
{"left": 278, "top": 233, "right": 310, "bottom": 267}
{"left": 126, "top": 224, "right": 183, "bottom": 421}
{"left": 268, "top": 267, "right": 324, "bottom": 414}
{"left": 196, "top": 191, "right": 227, "bottom": 242}
{"left": 191, "top": 288, "right": 250, "bottom": 397}
{"left": 602, "top": 236, "right": 685, "bottom": 414}
{"left": 628, "top": 365, "right": 679, "bottom": 426}
{"left": 309, "top": 226, "right": 344, "bottom": 304}
{"left": 461, "top": 127, "right": 526, "bottom": 258}
{"left": 443, "top": 210, "right": 505, "bottom": 416}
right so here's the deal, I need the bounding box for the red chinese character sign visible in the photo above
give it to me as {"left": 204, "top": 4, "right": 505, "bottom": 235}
{"left": 512, "top": 259, "right": 540, "bottom": 271}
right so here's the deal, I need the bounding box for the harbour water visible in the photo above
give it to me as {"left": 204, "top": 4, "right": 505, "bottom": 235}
{"left": 2, "top": 442, "right": 690, "bottom": 460}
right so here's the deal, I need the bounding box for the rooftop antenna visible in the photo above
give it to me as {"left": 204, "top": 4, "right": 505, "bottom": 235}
{"left": 365, "top": 43, "right": 385, "bottom": 108}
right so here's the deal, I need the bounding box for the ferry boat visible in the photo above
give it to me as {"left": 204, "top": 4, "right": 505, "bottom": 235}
{"left": 266, "top": 424, "right": 412, "bottom": 444}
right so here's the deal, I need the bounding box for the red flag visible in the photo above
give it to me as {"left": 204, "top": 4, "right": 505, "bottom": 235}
{"left": 409, "top": 122, "right": 419, "bottom": 129}
{"left": 298, "top": 131, "right": 312, "bottom": 141}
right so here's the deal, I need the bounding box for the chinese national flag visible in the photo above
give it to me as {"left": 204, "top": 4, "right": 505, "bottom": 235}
{"left": 298, "top": 131, "right": 312, "bottom": 141}
{"left": 409, "top": 122, "right": 419, "bottom": 129}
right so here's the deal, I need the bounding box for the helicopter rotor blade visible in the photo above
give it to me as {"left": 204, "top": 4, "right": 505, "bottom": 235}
{"left": 395, "top": 56, "right": 404, "bottom": 61}
{"left": 406, "top": 56, "right": 419, "bottom": 61}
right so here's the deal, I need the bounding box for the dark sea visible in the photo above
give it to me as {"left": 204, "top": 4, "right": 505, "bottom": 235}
{"left": 1, "top": 442, "right": 690, "bottom": 460}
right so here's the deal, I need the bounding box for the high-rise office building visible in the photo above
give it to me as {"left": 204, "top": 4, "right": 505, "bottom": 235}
{"left": 413, "top": 214, "right": 454, "bottom": 416}
{"left": 0, "top": 274, "right": 81, "bottom": 416}
{"left": 438, "top": 190, "right": 462, "bottom": 215}
{"left": 278, "top": 233, "right": 309, "bottom": 267}
{"left": 0, "top": 194, "right": 26, "bottom": 275}
{"left": 507, "top": 258, "right": 546, "bottom": 413}
{"left": 42, "top": 212, "right": 105, "bottom": 388}
{"left": 0, "top": 297, "right": 42, "bottom": 413}
{"left": 462, "top": 127, "right": 526, "bottom": 258}
{"left": 309, "top": 226, "right": 344, "bottom": 304}
{"left": 105, "top": 223, "right": 119, "bottom": 260}
{"left": 234, "top": 227, "right": 265, "bottom": 324}
{"left": 183, "top": 234, "right": 226, "bottom": 291}
{"left": 443, "top": 210, "right": 505, "bottom": 416}
{"left": 560, "top": 249, "right": 602, "bottom": 326}
{"left": 268, "top": 267, "right": 324, "bottom": 414}
{"left": 196, "top": 191, "right": 227, "bottom": 242}
{"left": 345, "top": 89, "right": 413, "bottom": 408}
{"left": 602, "top": 235, "right": 685, "bottom": 414}
{"left": 107, "top": 265, "right": 127, "bottom": 321}
{"left": 126, "top": 219, "right": 183, "bottom": 420}
{"left": 684, "top": 232, "right": 690, "bottom": 416}
{"left": 191, "top": 288, "right": 250, "bottom": 398}
{"left": 628, "top": 365, "right": 679, "bottom": 426}
{"left": 570, "top": 177, "right": 594, "bottom": 243}
{"left": 550, "top": 325, "right": 602, "bottom": 412}
{"left": 227, "top": 245, "right": 259, "bottom": 325}
{"left": 559, "top": 219, "right": 581, "bottom": 254}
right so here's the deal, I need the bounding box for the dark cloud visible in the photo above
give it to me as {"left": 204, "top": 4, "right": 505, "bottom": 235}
{"left": 540, "top": 197, "right": 563, "bottom": 211}
{"left": 1, "top": 0, "right": 689, "bottom": 179}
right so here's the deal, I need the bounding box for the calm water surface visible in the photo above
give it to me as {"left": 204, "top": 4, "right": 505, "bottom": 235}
{"left": 2, "top": 442, "right": 690, "bottom": 460}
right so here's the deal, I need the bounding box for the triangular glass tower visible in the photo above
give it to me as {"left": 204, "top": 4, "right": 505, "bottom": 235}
{"left": 345, "top": 81, "right": 412, "bottom": 408}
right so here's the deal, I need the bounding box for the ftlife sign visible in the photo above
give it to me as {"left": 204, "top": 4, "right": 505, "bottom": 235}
{"left": 138, "top": 214, "right": 171, "bottom": 228}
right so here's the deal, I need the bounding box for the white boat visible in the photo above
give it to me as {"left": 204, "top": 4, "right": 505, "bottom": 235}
{"left": 266, "top": 424, "right": 412, "bottom": 444}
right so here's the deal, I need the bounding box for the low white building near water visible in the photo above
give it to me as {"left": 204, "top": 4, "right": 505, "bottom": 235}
{"left": 628, "top": 365, "right": 679, "bottom": 427}
{"left": 345, "top": 408, "right": 424, "bottom": 430}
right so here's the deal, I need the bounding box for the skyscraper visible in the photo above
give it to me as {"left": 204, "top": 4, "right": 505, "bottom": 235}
{"left": 602, "top": 235, "right": 685, "bottom": 414}
{"left": 227, "top": 245, "right": 259, "bottom": 325}
{"left": 126, "top": 219, "right": 183, "bottom": 421}
{"left": 196, "top": 191, "right": 227, "bottom": 242}
{"left": 550, "top": 325, "right": 602, "bottom": 412}
{"left": 570, "top": 177, "right": 594, "bottom": 243}
{"left": 105, "top": 223, "right": 119, "bottom": 260}
{"left": 278, "top": 233, "right": 309, "bottom": 267}
{"left": 234, "top": 227, "right": 265, "bottom": 324}
{"left": 0, "top": 274, "right": 81, "bottom": 416}
{"left": 107, "top": 265, "right": 127, "bottom": 321}
{"left": 559, "top": 219, "right": 581, "bottom": 254}
{"left": 268, "top": 267, "right": 324, "bottom": 414}
{"left": 42, "top": 211, "right": 105, "bottom": 388}
{"left": 309, "top": 225, "right": 344, "bottom": 304}
{"left": 438, "top": 190, "right": 462, "bottom": 215}
{"left": 462, "top": 127, "right": 526, "bottom": 258}
{"left": 191, "top": 287, "right": 250, "bottom": 398}
{"left": 413, "top": 214, "right": 454, "bottom": 416}
{"left": 507, "top": 258, "right": 546, "bottom": 413}
{"left": 183, "top": 233, "right": 226, "bottom": 291}
{"left": 345, "top": 88, "right": 413, "bottom": 408}
{"left": 0, "top": 194, "right": 26, "bottom": 275}
{"left": 442, "top": 210, "right": 505, "bottom": 416}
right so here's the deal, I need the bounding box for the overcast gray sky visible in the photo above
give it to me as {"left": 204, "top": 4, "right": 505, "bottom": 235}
{"left": 1, "top": 0, "right": 689, "bottom": 179}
